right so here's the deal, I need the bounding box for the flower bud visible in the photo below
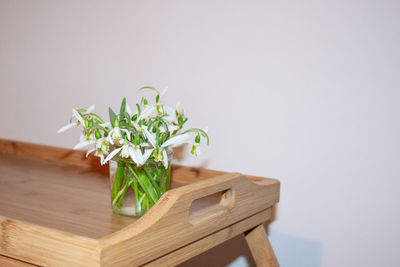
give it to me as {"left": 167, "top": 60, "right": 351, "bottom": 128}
{"left": 88, "top": 119, "right": 94, "bottom": 128}
{"left": 95, "top": 129, "right": 102, "bottom": 139}
{"left": 195, "top": 133, "right": 201, "bottom": 143}
{"left": 178, "top": 117, "right": 183, "bottom": 126}
{"left": 134, "top": 134, "right": 140, "bottom": 146}
{"left": 132, "top": 114, "right": 138, "bottom": 121}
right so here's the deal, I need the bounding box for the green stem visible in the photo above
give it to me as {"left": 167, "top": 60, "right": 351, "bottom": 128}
{"left": 128, "top": 166, "right": 159, "bottom": 205}
{"left": 112, "top": 179, "right": 132, "bottom": 207}
{"left": 143, "top": 166, "right": 162, "bottom": 196}
{"left": 111, "top": 161, "right": 125, "bottom": 204}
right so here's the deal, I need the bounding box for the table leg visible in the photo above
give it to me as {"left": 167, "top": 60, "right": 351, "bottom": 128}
{"left": 245, "top": 224, "right": 279, "bottom": 267}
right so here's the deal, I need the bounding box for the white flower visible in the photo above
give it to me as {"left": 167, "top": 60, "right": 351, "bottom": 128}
{"left": 137, "top": 105, "right": 155, "bottom": 121}
{"left": 107, "top": 127, "right": 130, "bottom": 145}
{"left": 154, "top": 149, "right": 170, "bottom": 169}
{"left": 74, "top": 133, "right": 96, "bottom": 150}
{"left": 103, "top": 142, "right": 154, "bottom": 166}
{"left": 159, "top": 125, "right": 180, "bottom": 133}
{"left": 86, "top": 139, "right": 109, "bottom": 156}
{"left": 57, "top": 105, "right": 95, "bottom": 133}
{"left": 159, "top": 86, "right": 168, "bottom": 102}
{"left": 142, "top": 128, "right": 157, "bottom": 147}
{"left": 151, "top": 134, "right": 190, "bottom": 169}
{"left": 86, "top": 141, "right": 109, "bottom": 165}
{"left": 191, "top": 143, "right": 201, "bottom": 156}
{"left": 161, "top": 134, "right": 190, "bottom": 149}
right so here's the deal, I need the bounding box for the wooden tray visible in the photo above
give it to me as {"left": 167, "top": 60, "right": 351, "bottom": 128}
{"left": 0, "top": 139, "right": 280, "bottom": 266}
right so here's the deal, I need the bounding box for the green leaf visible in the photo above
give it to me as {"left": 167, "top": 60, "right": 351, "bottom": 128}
{"left": 109, "top": 107, "right": 117, "bottom": 127}
{"left": 111, "top": 162, "right": 125, "bottom": 204}
{"left": 119, "top": 97, "right": 126, "bottom": 122}
{"left": 128, "top": 166, "right": 159, "bottom": 204}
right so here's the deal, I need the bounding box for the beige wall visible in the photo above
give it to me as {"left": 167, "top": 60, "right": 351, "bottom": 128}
{"left": 1, "top": 1, "right": 399, "bottom": 266}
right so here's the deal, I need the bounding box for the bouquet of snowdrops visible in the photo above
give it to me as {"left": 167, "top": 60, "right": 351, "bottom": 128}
{"left": 58, "top": 86, "right": 209, "bottom": 216}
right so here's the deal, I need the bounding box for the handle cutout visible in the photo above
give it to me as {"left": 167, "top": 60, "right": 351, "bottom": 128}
{"left": 189, "top": 189, "right": 235, "bottom": 224}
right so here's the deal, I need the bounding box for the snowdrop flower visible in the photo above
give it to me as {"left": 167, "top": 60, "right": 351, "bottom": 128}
{"left": 153, "top": 134, "right": 190, "bottom": 168}
{"left": 86, "top": 139, "right": 109, "bottom": 165}
{"left": 159, "top": 124, "right": 180, "bottom": 133}
{"left": 161, "top": 134, "right": 190, "bottom": 149}
{"left": 86, "top": 139, "right": 109, "bottom": 156}
{"left": 189, "top": 127, "right": 208, "bottom": 157}
{"left": 107, "top": 125, "right": 130, "bottom": 146}
{"left": 57, "top": 105, "right": 95, "bottom": 133}
{"left": 191, "top": 143, "right": 201, "bottom": 156}
{"left": 74, "top": 133, "right": 96, "bottom": 150}
{"left": 103, "top": 140, "right": 153, "bottom": 166}
{"left": 142, "top": 128, "right": 156, "bottom": 147}
{"left": 138, "top": 105, "right": 155, "bottom": 121}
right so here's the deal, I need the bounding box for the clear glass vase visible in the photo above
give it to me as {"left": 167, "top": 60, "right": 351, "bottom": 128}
{"left": 109, "top": 151, "right": 172, "bottom": 217}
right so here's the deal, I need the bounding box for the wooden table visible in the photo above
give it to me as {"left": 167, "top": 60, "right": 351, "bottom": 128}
{"left": 0, "top": 139, "right": 280, "bottom": 266}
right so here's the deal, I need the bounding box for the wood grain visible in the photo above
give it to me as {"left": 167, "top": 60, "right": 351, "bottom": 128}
{"left": 0, "top": 139, "right": 280, "bottom": 266}
{"left": 144, "top": 208, "right": 272, "bottom": 266}
{"left": 0, "top": 254, "right": 37, "bottom": 266}
{"left": 99, "top": 173, "right": 279, "bottom": 266}
{"left": 245, "top": 224, "right": 280, "bottom": 267}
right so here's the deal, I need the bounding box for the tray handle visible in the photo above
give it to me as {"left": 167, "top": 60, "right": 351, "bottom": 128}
{"left": 167, "top": 172, "right": 273, "bottom": 227}
{"left": 99, "top": 172, "right": 279, "bottom": 266}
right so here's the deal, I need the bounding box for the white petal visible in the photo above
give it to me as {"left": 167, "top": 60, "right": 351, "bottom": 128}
{"left": 195, "top": 145, "right": 201, "bottom": 156}
{"left": 106, "top": 135, "right": 114, "bottom": 145}
{"left": 86, "top": 104, "right": 95, "bottom": 114}
{"left": 120, "top": 145, "right": 130, "bottom": 158}
{"left": 134, "top": 148, "right": 144, "bottom": 165}
{"left": 161, "top": 134, "right": 190, "bottom": 148}
{"left": 86, "top": 148, "right": 96, "bottom": 157}
{"left": 138, "top": 106, "right": 155, "bottom": 121}
{"left": 103, "top": 147, "right": 122, "bottom": 164}
{"left": 120, "top": 128, "right": 131, "bottom": 141}
{"left": 57, "top": 123, "right": 76, "bottom": 133}
{"left": 159, "top": 86, "right": 168, "bottom": 102}
{"left": 128, "top": 146, "right": 139, "bottom": 165}
{"left": 163, "top": 105, "right": 175, "bottom": 116}
{"left": 143, "top": 128, "right": 157, "bottom": 147}
{"left": 140, "top": 142, "right": 150, "bottom": 148}
{"left": 99, "top": 154, "right": 105, "bottom": 165}
{"left": 162, "top": 150, "right": 169, "bottom": 169}
{"left": 74, "top": 141, "right": 92, "bottom": 150}
{"left": 142, "top": 149, "right": 153, "bottom": 163}
{"left": 72, "top": 109, "right": 85, "bottom": 126}
{"left": 100, "top": 122, "right": 111, "bottom": 128}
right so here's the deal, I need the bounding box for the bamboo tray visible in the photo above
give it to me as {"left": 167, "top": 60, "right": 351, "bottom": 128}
{"left": 0, "top": 139, "right": 280, "bottom": 266}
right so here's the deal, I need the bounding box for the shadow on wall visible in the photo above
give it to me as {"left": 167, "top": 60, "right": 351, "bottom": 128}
{"left": 269, "top": 231, "right": 323, "bottom": 267}
{"left": 177, "top": 230, "right": 322, "bottom": 267}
